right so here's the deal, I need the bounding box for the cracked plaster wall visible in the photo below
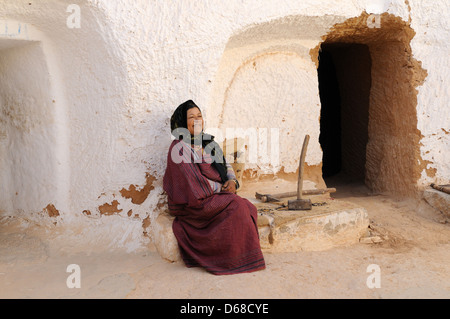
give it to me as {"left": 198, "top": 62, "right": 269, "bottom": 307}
{"left": 0, "top": 0, "right": 447, "bottom": 252}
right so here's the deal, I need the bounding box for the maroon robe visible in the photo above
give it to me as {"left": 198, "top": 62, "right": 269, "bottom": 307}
{"left": 163, "top": 139, "right": 265, "bottom": 275}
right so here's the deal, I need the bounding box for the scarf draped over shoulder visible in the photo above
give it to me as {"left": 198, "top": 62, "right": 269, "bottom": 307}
{"left": 163, "top": 138, "right": 265, "bottom": 275}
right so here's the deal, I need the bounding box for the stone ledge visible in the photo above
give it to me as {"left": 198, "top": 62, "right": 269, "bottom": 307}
{"left": 256, "top": 198, "right": 369, "bottom": 252}
{"left": 153, "top": 197, "right": 369, "bottom": 262}
{"left": 150, "top": 211, "right": 181, "bottom": 262}
{"left": 423, "top": 188, "right": 450, "bottom": 218}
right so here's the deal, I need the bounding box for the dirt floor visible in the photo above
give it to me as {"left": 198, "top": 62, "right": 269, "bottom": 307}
{"left": 0, "top": 178, "right": 449, "bottom": 299}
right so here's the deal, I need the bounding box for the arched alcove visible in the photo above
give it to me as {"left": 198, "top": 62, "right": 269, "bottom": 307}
{"left": 208, "top": 15, "right": 338, "bottom": 187}
{"left": 0, "top": 2, "right": 155, "bottom": 252}
{"left": 220, "top": 52, "right": 318, "bottom": 176}
{"left": 0, "top": 36, "right": 57, "bottom": 215}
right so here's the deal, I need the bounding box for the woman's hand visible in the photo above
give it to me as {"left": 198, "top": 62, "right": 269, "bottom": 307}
{"left": 222, "top": 179, "right": 237, "bottom": 194}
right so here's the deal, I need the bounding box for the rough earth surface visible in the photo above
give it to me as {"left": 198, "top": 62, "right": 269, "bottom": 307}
{"left": 0, "top": 179, "right": 449, "bottom": 299}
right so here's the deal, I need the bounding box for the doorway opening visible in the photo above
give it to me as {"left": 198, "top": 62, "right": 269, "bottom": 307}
{"left": 314, "top": 13, "right": 427, "bottom": 197}
{"left": 318, "top": 43, "right": 371, "bottom": 187}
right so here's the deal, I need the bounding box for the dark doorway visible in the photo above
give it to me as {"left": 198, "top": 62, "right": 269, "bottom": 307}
{"left": 318, "top": 43, "right": 372, "bottom": 186}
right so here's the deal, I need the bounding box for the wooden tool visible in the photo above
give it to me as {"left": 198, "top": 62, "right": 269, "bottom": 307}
{"left": 255, "top": 188, "right": 336, "bottom": 203}
{"left": 431, "top": 183, "right": 450, "bottom": 194}
{"left": 288, "top": 135, "right": 312, "bottom": 210}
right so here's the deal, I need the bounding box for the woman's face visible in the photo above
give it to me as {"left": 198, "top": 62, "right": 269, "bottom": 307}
{"left": 187, "top": 107, "right": 203, "bottom": 136}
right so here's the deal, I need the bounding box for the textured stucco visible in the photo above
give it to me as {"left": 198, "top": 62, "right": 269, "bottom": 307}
{"left": 0, "top": 0, "right": 448, "bottom": 252}
{"left": 0, "top": 42, "right": 54, "bottom": 214}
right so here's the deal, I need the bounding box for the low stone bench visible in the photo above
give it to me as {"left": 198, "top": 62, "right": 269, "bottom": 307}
{"left": 151, "top": 195, "right": 369, "bottom": 262}
{"left": 256, "top": 198, "right": 369, "bottom": 252}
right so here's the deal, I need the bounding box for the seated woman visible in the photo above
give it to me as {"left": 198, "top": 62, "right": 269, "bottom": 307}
{"left": 163, "top": 100, "right": 265, "bottom": 275}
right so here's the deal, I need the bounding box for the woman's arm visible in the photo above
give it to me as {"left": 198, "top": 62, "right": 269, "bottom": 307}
{"left": 206, "top": 178, "right": 222, "bottom": 194}
{"left": 204, "top": 162, "right": 239, "bottom": 194}
{"left": 225, "top": 162, "right": 239, "bottom": 189}
{"left": 225, "top": 162, "right": 236, "bottom": 181}
{"left": 221, "top": 162, "right": 239, "bottom": 193}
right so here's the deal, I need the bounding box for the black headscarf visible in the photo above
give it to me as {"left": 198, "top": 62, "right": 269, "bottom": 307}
{"left": 170, "top": 100, "right": 228, "bottom": 183}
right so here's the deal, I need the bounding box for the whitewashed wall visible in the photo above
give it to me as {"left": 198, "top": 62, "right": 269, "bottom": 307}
{"left": 0, "top": 0, "right": 448, "bottom": 252}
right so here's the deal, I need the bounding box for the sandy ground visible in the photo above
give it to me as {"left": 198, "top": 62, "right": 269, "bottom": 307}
{"left": 0, "top": 179, "right": 449, "bottom": 299}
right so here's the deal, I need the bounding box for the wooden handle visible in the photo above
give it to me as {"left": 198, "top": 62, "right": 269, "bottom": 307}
{"left": 297, "top": 135, "right": 310, "bottom": 199}
{"left": 256, "top": 188, "right": 336, "bottom": 202}
{"left": 431, "top": 183, "right": 450, "bottom": 194}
